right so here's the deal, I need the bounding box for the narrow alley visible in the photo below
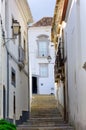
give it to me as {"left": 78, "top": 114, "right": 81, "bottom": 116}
{"left": 1, "top": 0, "right": 86, "bottom": 130}
{"left": 17, "top": 95, "right": 74, "bottom": 130}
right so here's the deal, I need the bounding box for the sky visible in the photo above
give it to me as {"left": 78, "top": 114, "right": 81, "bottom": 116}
{"left": 27, "top": 0, "right": 56, "bottom": 22}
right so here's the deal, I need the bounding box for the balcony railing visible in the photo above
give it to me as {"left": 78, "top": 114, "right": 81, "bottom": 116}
{"left": 18, "top": 46, "right": 25, "bottom": 68}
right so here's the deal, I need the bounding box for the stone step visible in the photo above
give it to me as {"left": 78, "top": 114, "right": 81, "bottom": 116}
{"left": 28, "top": 117, "right": 63, "bottom": 121}
{"left": 26, "top": 118, "right": 64, "bottom": 123}
{"left": 31, "top": 112, "right": 61, "bottom": 115}
{"left": 17, "top": 125, "right": 74, "bottom": 130}
{"left": 31, "top": 114, "right": 61, "bottom": 118}
{"left": 22, "top": 123, "right": 69, "bottom": 127}
{"left": 31, "top": 110, "right": 61, "bottom": 118}
{"left": 17, "top": 95, "right": 74, "bottom": 130}
{"left": 31, "top": 110, "right": 61, "bottom": 113}
{"left": 31, "top": 113, "right": 61, "bottom": 118}
{"left": 23, "top": 119, "right": 66, "bottom": 126}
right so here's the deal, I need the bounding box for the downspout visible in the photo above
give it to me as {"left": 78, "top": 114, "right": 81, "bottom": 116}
{"left": 27, "top": 23, "right": 30, "bottom": 118}
{"left": 7, "top": 51, "right": 9, "bottom": 120}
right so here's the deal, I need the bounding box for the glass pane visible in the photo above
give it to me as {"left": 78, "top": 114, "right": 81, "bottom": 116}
{"left": 40, "top": 64, "right": 48, "bottom": 77}
{"left": 38, "top": 41, "right": 48, "bottom": 57}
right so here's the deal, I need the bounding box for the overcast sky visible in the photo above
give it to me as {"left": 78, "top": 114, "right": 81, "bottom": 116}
{"left": 28, "top": 0, "right": 56, "bottom": 22}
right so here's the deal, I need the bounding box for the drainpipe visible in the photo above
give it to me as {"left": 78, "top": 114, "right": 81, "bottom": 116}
{"left": 27, "top": 23, "right": 30, "bottom": 118}
{"left": 7, "top": 51, "right": 9, "bottom": 120}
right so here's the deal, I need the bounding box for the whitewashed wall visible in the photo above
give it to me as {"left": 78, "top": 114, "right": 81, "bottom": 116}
{"left": 0, "top": 0, "right": 7, "bottom": 119}
{"left": 28, "top": 26, "right": 55, "bottom": 94}
{"left": 0, "top": 0, "right": 32, "bottom": 122}
{"left": 64, "top": 0, "right": 86, "bottom": 129}
{"left": 6, "top": 0, "right": 29, "bottom": 121}
{"left": 0, "top": 0, "right": 33, "bottom": 122}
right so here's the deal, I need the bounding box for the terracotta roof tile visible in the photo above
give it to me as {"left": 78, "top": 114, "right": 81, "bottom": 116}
{"left": 32, "top": 17, "right": 52, "bottom": 27}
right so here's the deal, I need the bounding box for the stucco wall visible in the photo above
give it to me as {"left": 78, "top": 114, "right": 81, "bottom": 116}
{"left": 3, "top": 0, "right": 31, "bottom": 121}
{"left": 0, "top": 0, "right": 7, "bottom": 118}
{"left": 64, "top": 0, "right": 86, "bottom": 129}
{"left": 28, "top": 26, "right": 55, "bottom": 94}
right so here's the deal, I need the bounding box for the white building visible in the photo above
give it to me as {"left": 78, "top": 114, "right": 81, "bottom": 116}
{"left": 0, "top": 0, "right": 6, "bottom": 120}
{"left": 63, "top": 1, "right": 86, "bottom": 130}
{"left": 0, "top": 0, "right": 32, "bottom": 124}
{"left": 52, "top": 0, "right": 86, "bottom": 130}
{"left": 28, "top": 17, "right": 55, "bottom": 95}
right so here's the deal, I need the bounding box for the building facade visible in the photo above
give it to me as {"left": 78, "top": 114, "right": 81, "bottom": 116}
{"left": 63, "top": 1, "right": 86, "bottom": 130}
{"left": 51, "top": 0, "right": 67, "bottom": 120}
{"left": 52, "top": 0, "right": 86, "bottom": 130}
{"left": 0, "top": 0, "right": 32, "bottom": 124}
{"left": 28, "top": 17, "right": 55, "bottom": 95}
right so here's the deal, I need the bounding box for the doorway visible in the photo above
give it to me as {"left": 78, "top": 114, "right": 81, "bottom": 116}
{"left": 32, "top": 77, "right": 37, "bottom": 94}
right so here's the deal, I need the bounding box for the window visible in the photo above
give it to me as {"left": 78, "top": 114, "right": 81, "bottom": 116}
{"left": 11, "top": 68, "right": 16, "bottom": 87}
{"left": 37, "top": 35, "right": 49, "bottom": 57}
{"left": 39, "top": 64, "right": 48, "bottom": 77}
{"left": 38, "top": 41, "right": 48, "bottom": 57}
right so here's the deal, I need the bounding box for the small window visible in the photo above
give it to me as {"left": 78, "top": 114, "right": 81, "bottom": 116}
{"left": 38, "top": 41, "right": 48, "bottom": 57}
{"left": 11, "top": 68, "right": 16, "bottom": 87}
{"left": 37, "top": 35, "right": 49, "bottom": 57}
{"left": 39, "top": 64, "right": 48, "bottom": 77}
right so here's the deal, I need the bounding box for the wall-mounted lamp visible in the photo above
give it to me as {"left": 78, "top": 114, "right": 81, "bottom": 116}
{"left": 2, "top": 20, "right": 20, "bottom": 42}
{"left": 47, "top": 55, "right": 52, "bottom": 63}
{"left": 2, "top": 20, "right": 21, "bottom": 46}
{"left": 11, "top": 20, "right": 20, "bottom": 36}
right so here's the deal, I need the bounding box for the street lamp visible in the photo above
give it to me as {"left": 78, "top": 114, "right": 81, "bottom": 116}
{"left": 11, "top": 20, "right": 20, "bottom": 36}
{"left": 2, "top": 20, "right": 20, "bottom": 41}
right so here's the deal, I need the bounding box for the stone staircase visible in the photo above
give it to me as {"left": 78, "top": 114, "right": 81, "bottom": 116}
{"left": 17, "top": 95, "right": 74, "bottom": 130}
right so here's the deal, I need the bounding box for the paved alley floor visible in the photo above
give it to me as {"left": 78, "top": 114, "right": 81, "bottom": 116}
{"left": 17, "top": 94, "right": 74, "bottom": 130}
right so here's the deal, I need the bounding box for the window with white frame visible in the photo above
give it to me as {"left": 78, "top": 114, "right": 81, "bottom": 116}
{"left": 37, "top": 35, "right": 49, "bottom": 57}
{"left": 39, "top": 64, "right": 48, "bottom": 77}
{"left": 38, "top": 41, "right": 48, "bottom": 57}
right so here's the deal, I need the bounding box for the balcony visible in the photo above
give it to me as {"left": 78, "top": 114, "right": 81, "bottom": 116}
{"left": 18, "top": 46, "right": 25, "bottom": 68}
